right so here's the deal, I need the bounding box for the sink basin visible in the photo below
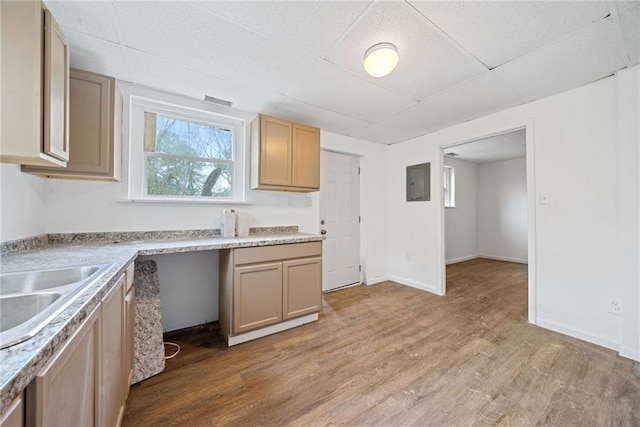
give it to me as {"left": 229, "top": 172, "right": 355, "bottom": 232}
{"left": 0, "top": 263, "right": 113, "bottom": 349}
{"left": 1, "top": 293, "right": 62, "bottom": 332}
{"left": 0, "top": 265, "right": 102, "bottom": 294}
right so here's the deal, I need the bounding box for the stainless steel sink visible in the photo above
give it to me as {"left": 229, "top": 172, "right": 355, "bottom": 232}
{"left": 0, "top": 264, "right": 113, "bottom": 349}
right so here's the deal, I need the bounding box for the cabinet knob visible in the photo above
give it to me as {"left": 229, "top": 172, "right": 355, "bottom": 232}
{"left": 320, "top": 230, "right": 327, "bottom": 235}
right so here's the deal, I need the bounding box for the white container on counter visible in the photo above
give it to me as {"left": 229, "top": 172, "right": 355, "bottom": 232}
{"left": 236, "top": 213, "right": 250, "bottom": 237}
{"left": 221, "top": 209, "right": 236, "bottom": 237}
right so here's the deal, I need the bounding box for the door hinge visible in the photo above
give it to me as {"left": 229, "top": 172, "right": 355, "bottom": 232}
{"left": 359, "top": 265, "right": 362, "bottom": 272}
{"left": 358, "top": 167, "right": 361, "bottom": 175}
{"left": 359, "top": 216, "right": 361, "bottom": 223}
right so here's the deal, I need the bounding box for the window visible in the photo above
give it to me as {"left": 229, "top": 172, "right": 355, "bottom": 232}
{"left": 128, "top": 91, "right": 246, "bottom": 202}
{"left": 444, "top": 165, "right": 455, "bottom": 208}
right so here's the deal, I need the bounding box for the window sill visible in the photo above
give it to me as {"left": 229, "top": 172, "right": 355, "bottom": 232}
{"left": 120, "top": 197, "right": 253, "bottom": 205}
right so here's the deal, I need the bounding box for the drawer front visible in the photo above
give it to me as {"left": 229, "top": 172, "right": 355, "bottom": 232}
{"left": 234, "top": 242, "right": 321, "bottom": 266}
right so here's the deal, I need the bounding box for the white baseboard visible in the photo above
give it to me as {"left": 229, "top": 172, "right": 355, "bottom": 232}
{"left": 227, "top": 313, "right": 318, "bottom": 346}
{"left": 536, "top": 317, "right": 619, "bottom": 351}
{"left": 446, "top": 255, "right": 479, "bottom": 265}
{"left": 388, "top": 275, "right": 441, "bottom": 295}
{"left": 619, "top": 346, "right": 640, "bottom": 362}
{"left": 366, "top": 276, "right": 390, "bottom": 285}
{"left": 479, "top": 254, "right": 528, "bottom": 264}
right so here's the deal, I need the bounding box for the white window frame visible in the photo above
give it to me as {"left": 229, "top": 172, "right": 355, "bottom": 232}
{"left": 444, "top": 165, "right": 456, "bottom": 208}
{"left": 127, "top": 89, "right": 248, "bottom": 203}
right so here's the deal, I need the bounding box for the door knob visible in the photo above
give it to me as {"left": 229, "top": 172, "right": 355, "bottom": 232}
{"left": 320, "top": 230, "right": 327, "bottom": 235}
{"left": 320, "top": 220, "right": 325, "bottom": 225}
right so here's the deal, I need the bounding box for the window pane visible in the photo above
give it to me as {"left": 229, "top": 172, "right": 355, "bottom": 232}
{"left": 147, "top": 156, "right": 232, "bottom": 197}
{"left": 152, "top": 115, "right": 232, "bottom": 160}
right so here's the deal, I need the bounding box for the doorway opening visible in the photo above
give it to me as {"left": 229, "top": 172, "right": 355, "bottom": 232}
{"left": 440, "top": 125, "right": 536, "bottom": 324}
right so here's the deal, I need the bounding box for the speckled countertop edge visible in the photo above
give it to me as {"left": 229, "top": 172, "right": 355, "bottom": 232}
{"left": 0, "top": 232, "right": 323, "bottom": 411}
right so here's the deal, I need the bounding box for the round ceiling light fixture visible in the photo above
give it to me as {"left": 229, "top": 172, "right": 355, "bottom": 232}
{"left": 363, "top": 42, "right": 399, "bottom": 77}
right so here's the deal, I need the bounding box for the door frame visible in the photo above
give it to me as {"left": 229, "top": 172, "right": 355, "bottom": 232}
{"left": 438, "top": 119, "right": 537, "bottom": 325}
{"left": 319, "top": 148, "right": 363, "bottom": 291}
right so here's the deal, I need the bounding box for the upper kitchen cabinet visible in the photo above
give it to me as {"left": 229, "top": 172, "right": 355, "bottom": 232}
{"left": 23, "top": 69, "right": 123, "bottom": 181}
{"left": 0, "top": 1, "right": 69, "bottom": 167}
{"left": 251, "top": 114, "right": 320, "bottom": 192}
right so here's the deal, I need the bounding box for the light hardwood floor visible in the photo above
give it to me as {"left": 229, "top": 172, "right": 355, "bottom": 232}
{"left": 123, "top": 258, "right": 640, "bottom": 426}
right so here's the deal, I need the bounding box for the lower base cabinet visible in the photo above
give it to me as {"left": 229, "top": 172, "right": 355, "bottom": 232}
{"left": 24, "top": 264, "right": 134, "bottom": 427}
{"left": 26, "top": 306, "right": 99, "bottom": 426}
{"left": 220, "top": 242, "right": 322, "bottom": 344}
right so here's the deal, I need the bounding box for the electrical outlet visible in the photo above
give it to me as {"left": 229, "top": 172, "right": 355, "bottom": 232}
{"left": 609, "top": 300, "right": 622, "bottom": 315}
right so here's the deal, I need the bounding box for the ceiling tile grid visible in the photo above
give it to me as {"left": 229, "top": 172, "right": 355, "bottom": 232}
{"left": 325, "top": 1, "right": 486, "bottom": 101}
{"left": 43, "top": 0, "right": 640, "bottom": 145}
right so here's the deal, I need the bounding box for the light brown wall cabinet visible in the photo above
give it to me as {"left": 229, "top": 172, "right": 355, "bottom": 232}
{"left": 0, "top": 1, "right": 69, "bottom": 167}
{"left": 24, "top": 267, "right": 134, "bottom": 427}
{"left": 220, "top": 242, "right": 322, "bottom": 342}
{"left": 22, "top": 69, "right": 123, "bottom": 181}
{"left": 251, "top": 115, "right": 320, "bottom": 192}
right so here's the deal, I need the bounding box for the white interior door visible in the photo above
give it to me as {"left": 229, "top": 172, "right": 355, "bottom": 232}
{"left": 320, "top": 150, "right": 360, "bottom": 291}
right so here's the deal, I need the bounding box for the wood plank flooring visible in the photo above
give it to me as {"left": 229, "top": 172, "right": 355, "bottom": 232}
{"left": 122, "top": 258, "right": 640, "bottom": 426}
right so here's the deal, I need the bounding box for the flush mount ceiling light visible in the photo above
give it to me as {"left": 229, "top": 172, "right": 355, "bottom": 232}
{"left": 363, "top": 42, "right": 398, "bottom": 77}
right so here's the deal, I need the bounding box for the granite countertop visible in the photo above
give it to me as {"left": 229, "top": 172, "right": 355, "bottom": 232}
{"left": 0, "top": 231, "right": 323, "bottom": 411}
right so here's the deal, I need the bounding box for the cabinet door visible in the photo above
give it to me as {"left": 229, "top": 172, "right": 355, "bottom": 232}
{"left": 0, "top": 392, "right": 23, "bottom": 427}
{"left": 233, "top": 262, "right": 283, "bottom": 334}
{"left": 259, "top": 116, "right": 292, "bottom": 186}
{"left": 43, "top": 8, "right": 69, "bottom": 162}
{"left": 26, "top": 306, "right": 99, "bottom": 427}
{"left": 291, "top": 124, "right": 320, "bottom": 189}
{"left": 123, "top": 287, "right": 135, "bottom": 403}
{"left": 283, "top": 257, "right": 322, "bottom": 320}
{"left": 99, "top": 277, "right": 125, "bottom": 427}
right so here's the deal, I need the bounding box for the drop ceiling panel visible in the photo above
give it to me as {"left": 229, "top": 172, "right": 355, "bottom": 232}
{"left": 45, "top": 1, "right": 119, "bottom": 43}
{"left": 349, "top": 122, "right": 431, "bottom": 145}
{"left": 194, "top": 1, "right": 372, "bottom": 59}
{"left": 325, "top": 1, "right": 485, "bottom": 100}
{"left": 615, "top": 1, "right": 640, "bottom": 64}
{"left": 125, "top": 50, "right": 284, "bottom": 114}
{"left": 503, "top": 129, "right": 526, "bottom": 145}
{"left": 111, "top": 1, "right": 317, "bottom": 93}
{"left": 287, "top": 62, "right": 417, "bottom": 122}
{"left": 409, "top": 1, "right": 611, "bottom": 68}
{"left": 494, "top": 18, "right": 627, "bottom": 102}
{"left": 62, "top": 28, "right": 132, "bottom": 82}
{"left": 422, "top": 73, "right": 525, "bottom": 127}
{"left": 270, "top": 99, "right": 371, "bottom": 136}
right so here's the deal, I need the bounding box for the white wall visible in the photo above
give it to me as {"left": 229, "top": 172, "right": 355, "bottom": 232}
{"left": 138, "top": 251, "right": 219, "bottom": 332}
{"left": 388, "top": 72, "right": 631, "bottom": 354}
{"left": 618, "top": 65, "right": 640, "bottom": 361}
{"left": 444, "top": 157, "right": 478, "bottom": 264}
{"left": 478, "top": 157, "right": 528, "bottom": 263}
{"left": 0, "top": 164, "right": 47, "bottom": 241}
